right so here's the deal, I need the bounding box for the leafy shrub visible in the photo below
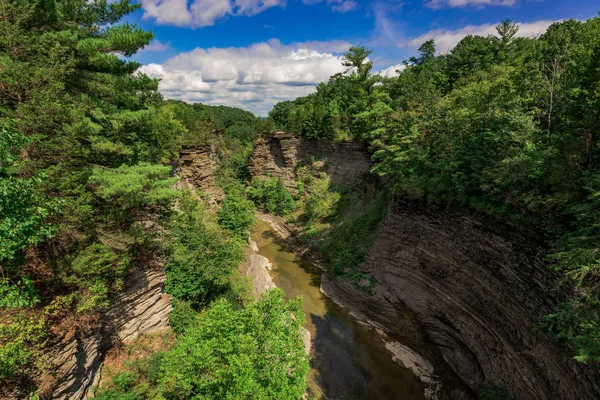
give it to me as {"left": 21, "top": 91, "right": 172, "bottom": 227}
{"left": 164, "top": 194, "right": 244, "bottom": 309}
{"left": 0, "top": 312, "right": 46, "bottom": 383}
{"left": 304, "top": 176, "right": 340, "bottom": 223}
{"left": 168, "top": 299, "right": 196, "bottom": 335}
{"left": 70, "top": 243, "right": 129, "bottom": 313}
{"left": 96, "top": 290, "right": 309, "bottom": 399}
{"left": 156, "top": 289, "right": 308, "bottom": 399}
{"left": 218, "top": 183, "right": 256, "bottom": 241}
{"left": 0, "top": 277, "right": 40, "bottom": 309}
{"left": 246, "top": 177, "right": 295, "bottom": 216}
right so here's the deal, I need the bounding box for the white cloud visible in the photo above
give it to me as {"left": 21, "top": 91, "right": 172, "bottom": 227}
{"left": 376, "top": 63, "right": 406, "bottom": 77}
{"left": 140, "top": 0, "right": 286, "bottom": 28}
{"left": 139, "top": 40, "right": 172, "bottom": 52}
{"left": 426, "top": 0, "right": 516, "bottom": 8}
{"left": 405, "top": 20, "right": 558, "bottom": 53}
{"left": 138, "top": 39, "right": 349, "bottom": 116}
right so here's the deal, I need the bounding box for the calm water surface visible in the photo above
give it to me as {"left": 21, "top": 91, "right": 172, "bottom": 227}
{"left": 251, "top": 220, "right": 425, "bottom": 400}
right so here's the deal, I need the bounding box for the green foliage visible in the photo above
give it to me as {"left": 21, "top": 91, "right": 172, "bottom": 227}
{"left": 271, "top": 16, "right": 600, "bottom": 361}
{"left": 320, "top": 190, "right": 388, "bottom": 279}
{"left": 0, "top": 277, "right": 40, "bottom": 309}
{"left": 304, "top": 176, "right": 340, "bottom": 223}
{"left": 157, "top": 289, "right": 308, "bottom": 399}
{"left": 246, "top": 177, "right": 295, "bottom": 216}
{"left": 0, "top": 122, "right": 59, "bottom": 262}
{"left": 96, "top": 290, "right": 309, "bottom": 400}
{"left": 0, "top": 312, "right": 46, "bottom": 383}
{"left": 218, "top": 183, "right": 256, "bottom": 240}
{"left": 164, "top": 193, "right": 244, "bottom": 309}
{"left": 169, "top": 299, "right": 197, "bottom": 335}
{"left": 88, "top": 163, "right": 178, "bottom": 212}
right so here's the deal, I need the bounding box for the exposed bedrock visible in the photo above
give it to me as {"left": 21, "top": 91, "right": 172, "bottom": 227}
{"left": 41, "top": 269, "right": 172, "bottom": 400}
{"left": 176, "top": 144, "right": 224, "bottom": 206}
{"left": 248, "top": 132, "right": 376, "bottom": 191}
{"left": 322, "top": 198, "right": 600, "bottom": 399}
{"left": 249, "top": 133, "right": 600, "bottom": 399}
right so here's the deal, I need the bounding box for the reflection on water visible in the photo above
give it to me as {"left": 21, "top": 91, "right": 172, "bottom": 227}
{"left": 251, "top": 220, "right": 425, "bottom": 400}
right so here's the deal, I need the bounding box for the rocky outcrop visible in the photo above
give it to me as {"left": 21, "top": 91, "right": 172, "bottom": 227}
{"left": 248, "top": 133, "right": 374, "bottom": 191}
{"left": 177, "top": 145, "right": 224, "bottom": 206}
{"left": 43, "top": 269, "right": 172, "bottom": 400}
{"left": 241, "top": 239, "right": 275, "bottom": 298}
{"left": 322, "top": 198, "right": 600, "bottom": 399}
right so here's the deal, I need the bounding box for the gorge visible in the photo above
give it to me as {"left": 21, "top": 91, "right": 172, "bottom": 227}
{"left": 3, "top": 5, "right": 600, "bottom": 400}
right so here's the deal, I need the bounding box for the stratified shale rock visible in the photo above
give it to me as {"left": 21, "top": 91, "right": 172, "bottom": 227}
{"left": 248, "top": 132, "right": 374, "bottom": 191}
{"left": 44, "top": 269, "right": 172, "bottom": 400}
{"left": 250, "top": 133, "right": 600, "bottom": 399}
{"left": 322, "top": 198, "right": 600, "bottom": 400}
{"left": 177, "top": 144, "right": 224, "bottom": 205}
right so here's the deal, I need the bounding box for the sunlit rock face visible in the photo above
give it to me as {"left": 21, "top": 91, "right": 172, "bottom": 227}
{"left": 43, "top": 269, "right": 172, "bottom": 400}
{"left": 248, "top": 132, "right": 374, "bottom": 191}
{"left": 176, "top": 144, "right": 224, "bottom": 206}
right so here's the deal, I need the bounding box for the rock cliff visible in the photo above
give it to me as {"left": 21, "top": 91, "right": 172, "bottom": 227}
{"left": 42, "top": 269, "right": 172, "bottom": 399}
{"left": 249, "top": 133, "right": 600, "bottom": 399}
{"left": 177, "top": 145, "right": 224, "bottom": 205}
{"left": 248, "top": 133, "right": 374, "bottom": 191}
{"left": 322, "top": 198, "right": 600, "bottom": 399}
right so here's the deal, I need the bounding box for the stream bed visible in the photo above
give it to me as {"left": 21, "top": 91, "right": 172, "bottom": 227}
{"left": 251, "top": 220, "right": 425, "bottom": 400}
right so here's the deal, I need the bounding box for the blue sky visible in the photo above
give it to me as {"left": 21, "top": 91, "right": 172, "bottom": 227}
{"left": 129, "top": 0, "right": 599, "bottom": 116}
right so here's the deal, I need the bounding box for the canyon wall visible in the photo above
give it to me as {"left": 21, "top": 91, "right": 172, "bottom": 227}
{"left": 248, "top": 133, "right": 374, "bottom": 191}
{"left": 177, "top": 144, "right": 224, "bottom": 206}
{"left": 322, "top": 199, "right": 600, "bottom": 399}
{"left": 41, "top": 269, "right": 172, "bottom": 400}
{"left": 250, "top": 133, "right": 600, "bottom": 399}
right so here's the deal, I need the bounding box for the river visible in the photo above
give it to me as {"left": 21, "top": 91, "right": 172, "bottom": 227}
{"left": 251, "top": 220, "right": 425, "bottom": 400}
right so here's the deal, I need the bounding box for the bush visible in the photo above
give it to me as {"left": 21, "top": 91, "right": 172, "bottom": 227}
{"left": 164, "top": 194, "right": 244, "bottom": 310}
{"left": 246, "top": 177, "right": 295, "bottom": 216}
{"left": 218, "top": 183, "right": 256, "bottom": 241}
{"left": 156, "top": 290, "right": 308, "bottom": 399}
{"left": 304, "top": 176, "right": 340, "bottom": 223}
{"left": 168, "top": 299, "right": 196, "bottom": 335}
{"left": 96, "top": 290, "right": 309, "bottom": 400}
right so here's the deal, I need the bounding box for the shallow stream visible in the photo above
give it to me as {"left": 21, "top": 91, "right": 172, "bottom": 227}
{"left": 251, "top": 220, "right": 425, "bottom": 400}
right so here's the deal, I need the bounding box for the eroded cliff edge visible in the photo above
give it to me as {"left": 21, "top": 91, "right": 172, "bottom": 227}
{"left": 250, "top": 132, "right": 600, "bottom": 399}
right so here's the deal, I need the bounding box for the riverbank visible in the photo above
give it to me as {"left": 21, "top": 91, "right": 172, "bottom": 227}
{"left": 249, "top": 218, "right": 435, "bottom": 399}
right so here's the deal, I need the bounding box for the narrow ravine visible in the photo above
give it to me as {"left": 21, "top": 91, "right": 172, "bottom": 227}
{"left": 251, "top": 219, "right": 425, "bottom": 400}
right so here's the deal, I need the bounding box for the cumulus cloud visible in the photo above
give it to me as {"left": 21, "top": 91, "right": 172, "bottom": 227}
{"left": 138, "top": 39, "right": 350, "bottom": 116}
{"left": 426, "top": 0, "right": 516, "bottom": 8}
{"left": 376, "top": 63, "right": 406, "bottom": 77}
{"left": 405, "top": 20, "right": 558, "bottom": 53}
{"left": 139, "top": 40, "right": 172, "bottom": 52}
{"left": 140, "top": 0, "right": 286, "bottom": 28}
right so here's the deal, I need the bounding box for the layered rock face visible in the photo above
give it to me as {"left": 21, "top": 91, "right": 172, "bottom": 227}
{"left": 322, "top": 199, "right": 600, "bottom": 399}
{"left": 248, "top": 133, "right": 373, "bottom": 191}
{"left": 249, "top": 133, "right": 600, "bottom": 399}
{"left": 44, "top": 269, "right": 172, "bottom": 399}
{"left": 177, "top": 145, "right": 224, "bottom": 205}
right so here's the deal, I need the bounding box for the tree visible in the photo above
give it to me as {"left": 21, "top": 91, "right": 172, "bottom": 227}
{"left": 164, "top": 194, "right": 243, "bottom": 309}
{"left": 219, "top": 183, "right": 256, "bottom": 240}
{"left": 0, "top": 121, "right": 58, "bottom": 262}
{"left": 343, "top": 46, "right": 373, "bottom": 81}
{"left": 96, "top": 290, "right": 309, "bottom": 400}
